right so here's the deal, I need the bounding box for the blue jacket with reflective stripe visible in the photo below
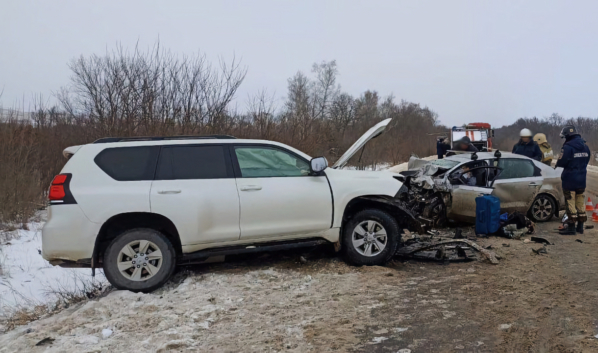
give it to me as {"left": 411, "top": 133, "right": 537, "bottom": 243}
{"left": 555, "top": 135, "right": 591, "bottom": 190}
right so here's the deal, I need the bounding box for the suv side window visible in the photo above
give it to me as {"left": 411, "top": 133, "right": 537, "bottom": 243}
{"left": 95, "top": 146, "right": 159, "bottom": 181}
{"left": 156, "top": 145, "right": 230, "bottom": 180}
{"left": 496, "top": 159, "right": 535, "bottom": 179}
{"left": 234, "top": 146, "right": 310, "bottom": 177}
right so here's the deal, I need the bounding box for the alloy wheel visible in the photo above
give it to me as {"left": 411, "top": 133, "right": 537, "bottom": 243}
{"left": 352, "top": 220, "right": 387, "bottom": 257}
{"left": 117, "top": 240, "right": 163, "bottom": 281}
{"left": 532, "top": 197, "right": 553, "bottom": 221}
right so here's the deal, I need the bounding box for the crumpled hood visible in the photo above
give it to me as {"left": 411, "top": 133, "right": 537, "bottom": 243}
{"left": 410, "top": 164, "right": 452, "bottom": 192}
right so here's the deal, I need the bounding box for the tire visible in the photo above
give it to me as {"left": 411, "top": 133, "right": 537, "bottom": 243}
{"left": 422, "top": 196, "right": 447, "bottom": 228}
{"left": 528, "top": 194, "right": 556, "bottom": 222}
{"left": 103, "top": 228, "right": 177, "bottom": 292}
{"left": 342, "top": 209, "right": 400, "bottom": 266}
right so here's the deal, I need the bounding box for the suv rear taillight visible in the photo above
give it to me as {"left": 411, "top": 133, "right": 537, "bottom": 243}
{"left": 49, "top": 173, "right": 76, "bottom": 204}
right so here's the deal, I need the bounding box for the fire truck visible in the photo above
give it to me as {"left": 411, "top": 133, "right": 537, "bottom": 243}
{"left": 451, "top": 123, "right": 494, "bottom": 152}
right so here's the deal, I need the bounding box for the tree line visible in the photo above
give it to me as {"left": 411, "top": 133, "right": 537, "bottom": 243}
{"left": 493, "top": 114, "right": 597, "bottom": 158}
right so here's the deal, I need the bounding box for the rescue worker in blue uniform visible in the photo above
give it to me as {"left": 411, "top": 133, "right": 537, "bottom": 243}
{"left": 436, "top": 136, "right": 450, "bottom": 159}
{"left": 512, "top": 128, "right": 542, "bottom": 161}
{"left": 556, "top": 125, "right": 591, "bottom": 235}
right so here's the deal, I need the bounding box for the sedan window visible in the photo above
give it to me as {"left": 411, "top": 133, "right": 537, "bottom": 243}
{"left": 235, "top": 147, "right": 310, "bottom": 177}
{"left": 496, "top": 159, "right": 535, "bottom": 179}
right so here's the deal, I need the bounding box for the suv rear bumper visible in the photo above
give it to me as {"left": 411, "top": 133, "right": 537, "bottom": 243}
{"left": 42, "top": 204, "right": 100, "bottom": 263}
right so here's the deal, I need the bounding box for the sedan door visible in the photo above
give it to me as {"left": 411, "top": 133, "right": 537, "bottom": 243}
{"left": 448, "top": 185, "right": 493, "bottom": 222}
{"left": 150, "top": 145, "right": 241, "bottom": 246}
{"left": 446, "top": 163, "right": 494, "bottom": 222}
{"left": 232, "top": 145, "right": 333, "bottom": 240}
{"left": 490, "top": 158, "right": 543, "bottom": 214}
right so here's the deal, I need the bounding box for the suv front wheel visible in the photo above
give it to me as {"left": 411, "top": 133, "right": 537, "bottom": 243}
{"left": 342, "top": 209, "right": 400, "bottom": 266}
{"left": 103, "top": 228, "right": 177, "bottom": 292}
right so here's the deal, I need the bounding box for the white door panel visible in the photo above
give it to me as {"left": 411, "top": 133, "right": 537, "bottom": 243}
{"left": 151, "top": 179, "right": 241, "bottom": 245}
{"left": 236, "top": 176, "right": 332, "bottom": 239}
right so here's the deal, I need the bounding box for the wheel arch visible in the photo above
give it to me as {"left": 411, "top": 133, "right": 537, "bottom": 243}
{"left": 92, "top": 212, "right": 182, "bottom": 271}
{"left": 338, "top": 195, "right": 407, "bottom": 250}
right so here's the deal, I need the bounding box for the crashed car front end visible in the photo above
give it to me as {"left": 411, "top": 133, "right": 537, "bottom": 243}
{"left": 394, "top": 161, "right": 455, "bottom": 232}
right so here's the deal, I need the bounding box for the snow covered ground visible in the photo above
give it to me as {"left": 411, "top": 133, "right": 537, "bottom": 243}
{"left": 0, "top": 214, "right": 106, "bottom": 314}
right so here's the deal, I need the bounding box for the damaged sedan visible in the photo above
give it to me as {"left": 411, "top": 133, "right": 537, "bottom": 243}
{"left": 398, "top": 151, "right": 565, "bottom": 227}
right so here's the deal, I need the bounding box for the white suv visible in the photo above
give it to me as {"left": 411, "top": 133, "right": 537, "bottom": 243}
{"left": 43, "top": 119, "right": 409, "bottom": 292}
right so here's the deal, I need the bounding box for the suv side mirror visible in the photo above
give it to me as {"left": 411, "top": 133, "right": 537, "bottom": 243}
{"left": 310, "top": 156, "right": 328, "bottom": 173}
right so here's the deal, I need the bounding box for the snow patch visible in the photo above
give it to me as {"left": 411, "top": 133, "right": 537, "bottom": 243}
{"left": 372, "top": 336, "right": 388, "bottom": 344}
{"left": 0, "top": 217, "right": 107, "bottom": 314}
{"left": 102, "top": 329, "right": 113, "bottom": 338}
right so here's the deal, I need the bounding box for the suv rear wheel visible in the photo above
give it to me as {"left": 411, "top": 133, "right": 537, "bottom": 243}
{"left": 103, "top": 228, "right": 176, "bottom": 292}
{"left": 342, "top": 209, "right": 400, "bottom": 266}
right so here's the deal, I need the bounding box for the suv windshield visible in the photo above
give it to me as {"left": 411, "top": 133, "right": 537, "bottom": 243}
{"left": 430, "top": 159, "right": 460, "bottom": 169}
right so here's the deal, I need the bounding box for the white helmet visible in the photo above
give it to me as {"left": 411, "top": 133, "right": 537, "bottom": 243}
{"left": 520, "top": 128, "right": 532, "bottom": 137}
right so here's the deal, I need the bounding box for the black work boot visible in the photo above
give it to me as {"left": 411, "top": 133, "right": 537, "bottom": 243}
{"left": 559, "top": 224, "right": 576, "bottom": 235}
{"left": 576, "top": 222, "right": 584, "bottom": 234}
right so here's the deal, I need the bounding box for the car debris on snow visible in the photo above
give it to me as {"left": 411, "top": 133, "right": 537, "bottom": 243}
{"left": 396, "top": 230, "right": 500, "bottom": 264}
{"left": 35, "top": 337, "right": 54, "bottom": 346}
{"left": 531, "top": 236, "right": 552, "bottom": 245}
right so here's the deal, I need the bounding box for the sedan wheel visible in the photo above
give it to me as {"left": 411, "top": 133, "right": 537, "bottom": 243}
{"left": 352, "top": 220, "right": 387, "bottom": 257}
{"left": 529, "top": 195, "right": 555, "bottom": 222}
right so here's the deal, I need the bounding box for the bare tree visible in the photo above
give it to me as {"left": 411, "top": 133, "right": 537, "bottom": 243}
{"left": 59, "top": 42, "right": 247, "bottom": 136}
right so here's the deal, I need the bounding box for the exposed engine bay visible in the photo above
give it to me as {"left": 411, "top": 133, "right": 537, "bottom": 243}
{"left": 394, "top": 154, "right": 503, "bottom": 233}
{"left": 395, "top": 166, "right": 452, "bottom": 230}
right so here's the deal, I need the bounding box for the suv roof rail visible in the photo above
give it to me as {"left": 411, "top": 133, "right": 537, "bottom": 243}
{"left": 92, "top": 135, "right": 237, "bottom": 144}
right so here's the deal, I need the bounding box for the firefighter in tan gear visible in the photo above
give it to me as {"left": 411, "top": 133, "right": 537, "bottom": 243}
{"left": 533, "top": 133, "right": 554, "bottom": 166}
{"left": 556, "top": 125, "right": 591, "bottom": 235}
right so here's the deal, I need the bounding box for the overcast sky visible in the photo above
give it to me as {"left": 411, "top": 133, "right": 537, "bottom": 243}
{"left": 2, "top": 0, "right": 598, "bottom": 127}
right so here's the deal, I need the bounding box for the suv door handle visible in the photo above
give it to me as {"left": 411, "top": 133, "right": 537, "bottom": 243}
{"left": 157, "top": 190, "right": 181, "bottom": 194}
{"left": 528, "top": 183, "right": 539, "bottom": 187}
{"left": 240, "top": 185, "right": 262, "bottom": 191}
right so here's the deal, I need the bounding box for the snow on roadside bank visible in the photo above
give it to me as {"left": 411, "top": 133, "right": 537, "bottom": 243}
{"left": 0, "top": 216, "right": 106, "bottom": 314}
{"left": 0, "top": 264, "right": 420, "bottom": 352}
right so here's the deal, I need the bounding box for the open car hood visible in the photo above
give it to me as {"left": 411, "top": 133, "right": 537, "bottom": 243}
{"left": 332, "top": 118, "right": 391, "bottom": 169}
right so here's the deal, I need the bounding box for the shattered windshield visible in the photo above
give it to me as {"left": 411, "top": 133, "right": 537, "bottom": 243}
{"left": 430, "top": 159, "right": 460, "bottom": 169}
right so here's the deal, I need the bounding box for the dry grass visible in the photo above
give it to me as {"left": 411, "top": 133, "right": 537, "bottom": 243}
{"left": 0, "top": 273, "right": 109, "bottom": 333}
